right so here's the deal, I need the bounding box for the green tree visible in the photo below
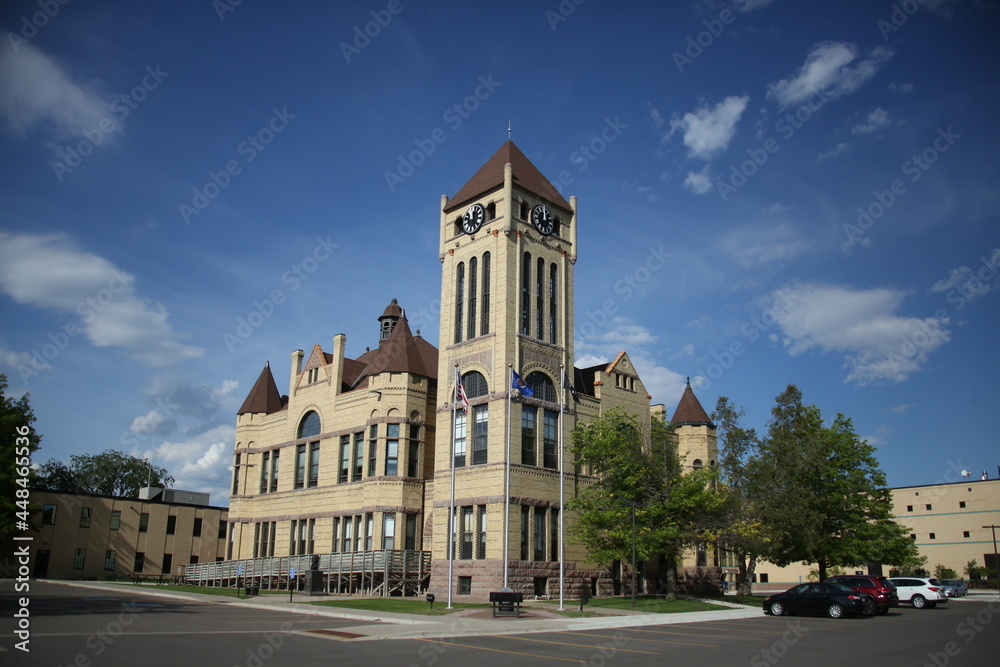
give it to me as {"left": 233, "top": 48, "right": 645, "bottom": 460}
{"left": 568, "top": 407, "right": 727, "bottom": 598}
{"left": 753, "top": 385, "right": 918, "bottom": 581}
{"left": 1, "top": 373, "right": 43, "bottom": 540}
{"left": 934, "top": 564, "right": 958, "bottom": 580}
{"left": 36, "top": 450, "right": 174, "bottom": 497}
{"left": 711, "top": 396, "right": 767, "bottom": 595}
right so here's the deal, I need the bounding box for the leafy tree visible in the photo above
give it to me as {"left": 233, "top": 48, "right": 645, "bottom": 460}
{"left": 711, "top": 396, "right": 767, "bottom": 595}
{"left": 965, "top": 559, "right": 989, "bottom": 581}
{"left": 753, "top": 385, "right": 919, "bottom": 581}
{"left": 36, "top": 449, "right": 174, "bottom": 497}
{"left": 934, "top": 564, "right": 958, "bottom": 580}
{"left": 568, "top": 407, "right": 727, "bottom": 598}
{"left": 1, "top": 373, "right": 43, "bottom": 540}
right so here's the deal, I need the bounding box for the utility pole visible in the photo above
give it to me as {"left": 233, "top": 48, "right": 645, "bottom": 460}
{"left": 983, "top": 525, "right": 999, "bottom": 595}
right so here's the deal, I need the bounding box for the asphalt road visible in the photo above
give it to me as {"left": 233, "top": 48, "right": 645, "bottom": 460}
{"left": 2, "top": 581, "right": 999, "bottom": 666}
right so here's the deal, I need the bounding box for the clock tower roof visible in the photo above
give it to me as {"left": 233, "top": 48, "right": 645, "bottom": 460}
{"left": 446, "top": 140, "right": 572, "bottom": 213}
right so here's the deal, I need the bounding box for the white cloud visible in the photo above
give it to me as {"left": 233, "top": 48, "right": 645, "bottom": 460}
{"left": 629, "top": 353, "right": 689, "bottom": 408}
{"left": 817, "top": 142, "right": 850, "bottom": 161}
{"left": 0, "top": 42, "right": 109, "bottom": 140}
{"left": 852, "top": 107, "right": 891, "bottom": 134}
{"left": 145, "top": 425, "right": 234, "bottom": 504}
{"left": 0, "top": 232, "right": 204, "bottom": 366}
{"left": 668, "top": 95, "right": 749, "bottom": 160}
{"left": 648, "top": 102, "right": 664, "bottom": 130}
{"left": 768, "top": 283, "right": 950, "bottom": 385}
{"left": 767, "top": 42, "right": 892, "bottom": 109}
{"left": 591, "top": 317, "right": 660, "bottom": 347}
{"left": 888, "top": 82, "right": 914, "bottom": 94}
{"left": 684, "top": 165, "right": 714, "bottom": 194}
{"left": 929, "top": 249, "right": 1000, "bottom": 302}
{"left": 721, "top": 221, "right": 812, "bottom": 266}
{"left": 889, "top": 403, "right": 915, "bottom": 414}
{"left": 130, "top": 409, "right": 176, "bottom": 437}
{"left": 669, "top": 343, "right": 695, "bottom": 360}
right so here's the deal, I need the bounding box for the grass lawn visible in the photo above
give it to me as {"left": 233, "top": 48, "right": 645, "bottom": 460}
{"left": 307, "top": 598, "right": 490, "bottom": 616}
{"left": 137, "top": 583, "right": 287, "bottom": 598}
{"left": 694, "top": 594, "right": 763, "bottom": 608}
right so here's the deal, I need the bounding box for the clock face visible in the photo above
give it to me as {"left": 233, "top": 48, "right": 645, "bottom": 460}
{"left": 462, "top": 203, "right": 485, "bottom": 234}
{"left": 531, "top": 205, "right": 554, "bottom": 235}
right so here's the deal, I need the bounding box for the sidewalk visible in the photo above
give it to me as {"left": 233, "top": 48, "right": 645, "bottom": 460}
{"left": 52, "top": 581, "right": 763, "bottom": 641}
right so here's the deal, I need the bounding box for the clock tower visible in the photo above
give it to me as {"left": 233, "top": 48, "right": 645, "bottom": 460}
{"left": 430, "top": 141, "right": 579, "bottom": 596}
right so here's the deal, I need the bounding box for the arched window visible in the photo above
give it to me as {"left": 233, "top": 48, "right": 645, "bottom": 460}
{"left": 521, "top": 252, "right": 531, "bottom": 335}
{"left": 468, "top": 256, "right": 478, "bottom": 340}
{"left": 549, "top": 263, "right": 557, "bottom": 344}
{"left": 459, "top": 371, "right": 489, "bottom": 466}
{"left": 692, "top": 459, "right": 704, "bottom": 469}
{"left": 454, "top": 262, "right": 465, "bottom": 344}
{"left": 462, "top": 371, "right": 489, "bottom": 399}
{"left": 297, "top": 411, "right": 320, "bottom": 439}
{"left": 480, "top": 252, "right": 491, "bottom": 336}
{"left": 525, "top": 371, "right": 556, "bottom": 403}
{"left": 536, "top": 256, "right": 544, "bottom": 339}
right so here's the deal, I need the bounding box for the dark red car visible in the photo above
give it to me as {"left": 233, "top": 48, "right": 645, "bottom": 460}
{"left": 825, "top": 575, "right": 899, "bottom": 615}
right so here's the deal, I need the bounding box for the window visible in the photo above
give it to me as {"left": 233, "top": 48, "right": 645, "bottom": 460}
{"left": 232, "top": 453, "right": 241, "bottom": 495}
{"left": 134, "top": 552, "right": 145, "bottom": 573}
{"left": 405, "top": 513, "right": 417, "bottom": 551}
{"left": 385, "top": 423, "right": 399, "bottom": 475}
{"left": 460, "top": 506, "right": 474, "bottom": 559}
{"left": 166, "top": 515, "right": 176, "bottom": 535}
{"left": 959, "top": 501, "right": 966, "bottom": 508}
{"left": 368, "top": 425, "right": 378, "bottom": 476}
{"left": 458, "top": 576, "right": 472, "bottom": 595}
{"left": 964, "top": 531, "right": 971, "bottom": 538}
{"left": 190, "top": 556, "right": 199, "bottom": 564}
{"left": 520, "top": 506, "right": 530, "bottom": 560}
{"left": 193, "top": 518, "right": 202, "bottom": 537}
{"left": 759, "top": 573, "right": 769, "bottom": 584}
{"left": 383, "top": 513, "right": 396, "bottom": 550}
{"left": 365, "top": 514, "right": 374, "bottom": 551}
{"left": 453, "top": 412, "right": 467, "bottom": 467}
{"left": 139, "top": 513, "right": 149, "bottom": 533}
{"left": 534, "top": 508, "right": 546, "bottom": 561}
{"left": 910, "top": 534, "right": 916, "bottom": 540}
{"left": 110, "top": 510, "right": 121, "bottom": 530}
{"left": 218, "top": 519, "right": 227, "bottom": 539}
{"left": 468, "top": 256, "right": 478, "bottom": 339}
{"left": 521, "top": 252, "right": 531, "bottom": 335}
{"left": 929, "top": 533, "right": 936, "bottom": 540}
{"left": 298, "top": 411, "right": 321, "bottom": 439}
{"left": 471, "top": 405, "right": 488, "bottom": 465}
{"left": 79, "top": 507, "right": 92, "bottom": 528}
{"left": 42, "top": 503, "right": 57, "bottom": 525}
{"left": 521, "top": 405, "right": 537, "bottom": 465}
{"left": 543, "top": 409, "right": 558, "bottom": 469}
{"left": 550, "top": 509, "right": 559, "bottom": 562}
{"left": 104, "top": 550, "right": 116, "bottom": 572}
{"left": 260, "top": 451, "right": 270, "bottom": 493}
{"left": 407, "top": 425, "right": 420, "bottom": 478}
{"left": 269, "top": 450, "right": 279, "bottom": 492}
{"left": 332, "top": 517, "right": 341, "bottom": 552}
{"left": 339, "top": 435, "right": 350, "bottom": 483}
{"left": 478, "top": 506, "right": 487, "bottom": 560}
{"left": 343, "top": 516, "right": 353, "bottom": 553}
{"left": 162, "top": 553, "right": 173, "bottom": 575}
{"left": 307, "top": 518, "right": 315, "bottom": 554}
{"left": 73, "top": 548, "right": 86, "bottom": 570}
{"left": 309, "top": 442, "right": 320, "bottom": 487}
{"left": 463, "top": 371, "right": 488, "bottom": 399}
{"left": 536, "top": 256, "right": 544, "bottom": 339}
{"left": 481, "top": 252, "right": 491, "bottom": 336}
{"left": 353, "top": 432, "right": 364, "bottom": 481}
{"left": 549, "top": 263, "right": 557, "bottom": 344}
{"left": 907, "top": 505, "right": 913, "bottom": 512}
{"left": 455, "top": 261, "right": 465, "bottom": 344}
{"left": 525, "top": 371, "right": 556, "bottom": 403}
{"left": 295, "top": 444, "right": 306, "bottom": 489}
{"left": 926, "top": 504, "right": 932, "bottom": 511}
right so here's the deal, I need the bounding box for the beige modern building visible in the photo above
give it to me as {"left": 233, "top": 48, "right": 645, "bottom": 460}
{"left": 24, "top": 488, "right": 228, "bottom": 580}
{"left": 221, "top": 141, "right": 718, "bottom": 598}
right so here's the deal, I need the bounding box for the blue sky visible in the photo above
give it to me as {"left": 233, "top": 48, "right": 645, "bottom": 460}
{"left": 1, "top": 0, "right": 997, "bottom": 506}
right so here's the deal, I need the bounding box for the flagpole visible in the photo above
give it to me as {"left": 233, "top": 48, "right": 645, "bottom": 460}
{"left": 558, "top": 364, "right": 566, "bottom": 611}
{"left": 447, "top": 363, "right": 458, "bottom": 609}
{"left": 503, "top": 364, "right": 512, "bottom": 590}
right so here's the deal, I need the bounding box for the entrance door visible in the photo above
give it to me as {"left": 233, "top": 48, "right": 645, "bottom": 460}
{"left": 33, "top": 550, "right": 50, "bottom": 578}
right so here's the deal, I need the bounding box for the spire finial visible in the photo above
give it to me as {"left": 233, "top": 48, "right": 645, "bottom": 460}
{"left": 507, "top": 121, "right": 511, "bottom": 141}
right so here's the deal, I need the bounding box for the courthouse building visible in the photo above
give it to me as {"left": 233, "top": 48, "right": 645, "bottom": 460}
{"left": 221, "top": 141, "right": 718, "bottom": 597}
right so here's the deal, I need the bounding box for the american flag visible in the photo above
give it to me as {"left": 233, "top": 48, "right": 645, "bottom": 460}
{"left": 456, "top": 371, "right": 469, "bottom": 412}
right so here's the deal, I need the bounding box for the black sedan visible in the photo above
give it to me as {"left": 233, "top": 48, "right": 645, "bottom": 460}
{"left": 764, "top": 582, "right": 867, "bottom": 619}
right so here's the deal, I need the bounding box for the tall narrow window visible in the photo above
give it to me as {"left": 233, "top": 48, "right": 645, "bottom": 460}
{"left": 385, "top": 423, "right": 399, "bottom": 475}
{"left": 308, "top": 442, "right": 319, "bottom": 487}
{"left": 139, "top": 513, "right": 149, "bottom": 533}
{"left": 536, "top": 256, "right": 544, "bottom": 339}
{"left": 365, "top": 514, "right": 374, "bottom": 551}
{"left": 339, "top": 435, "right": 350, "bottom": 483}
{"left": 521, "top": 252, "right": 531, "bottom": 335}
{"left": 307, "top": 518, "right": 315, "bottom": 553}
{"left": 453, "top": 412, "right": 467, "bottom": 467}
{"left": 260, "top": 451, "right": 270, "bottom": 493}
{"left": 460, "top": 506, "right": 473, "bottom": 559}
{"left": 477, "top": 505, "right": 487, "bottom": 559}
{"left": 253, "top": 523, "right": 261, "bottom": 558}
{"left": 42, "top": 503, "right": 57, "bottom": 525}
{"left": 162, "top": 553, "right": 172, "bottom": 575}
{"left": 407, "top": 425, "right": 420, "bottom": 477}
{"left": 471, "top": 405, "right": 489, "bottom": 465}
{"left": 79, "top": 507, "right": 92, "bottom": 527}
{"left": 549, "top": 263, "right": 557, "bottom": 344}
{"left": 73, "top": 548, "right": 86, "bottom": 570}
{"left": 166, "top": 515, "right": 176, "bottom": 535}
{"left": 232, "top": 453, "right": 241, "bottom": 495}
{"left": 520, "top": 506, "right": 530, "bottom": 560}
{"left": 454, "top": 262, "right": 465, "bottom": 344}
{"left": 383, "top": 513, "right": 396, "bottom": 550}
{"left": 332, "top": 517, "right": 340, "bottom": 553}
{"left": 534, "top": 508, "right": 546, "bottom": 561}
{"left": 550, "top": 509, "right": 559, "bottom": 562}
{"left": 110, "top": 510, "right": 121, "bottom": 530}
{"left": 268, "top": 521, "right": 276, "bottom": 556}
{"left": 521, "top": 405, "right": 537, "bottom": 466}
{"left": 543, "top": 409, "right": 558, "bottom": 469}
{"left": 353, "top": 433, "right": 364, "bottom": 481}
{"left": 405, "top": 513, "right": 417, "bottom": 551}
{"left": 104, "top": 550, "right": 116, "bottom": 572}
{"left": 343, "top": 516, "right": 353, "bottom": 553}
{"left": 468, "top": 256, "right": 478, "bottom": 339}
{"left": 269, "top": 450, "right": 279, "bottom": 492}
{"left": 368, "top": 425, "right": 378, "bottom": 477}
{"left": 295, "top": 444, "right": 306, "bottom": 489}
{"left": 193, "top": 517, "right": 202, "bottom": 537}
{"left": 134, "top": 552, "right": 145, "bottom": 573}
{"left": 481, "top": 252, "right": 491, "bottom": 335}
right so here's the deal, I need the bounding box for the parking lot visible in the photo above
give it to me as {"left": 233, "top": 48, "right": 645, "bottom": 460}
{"left": 2, "top": 581, "right": 998, "bottom": 666}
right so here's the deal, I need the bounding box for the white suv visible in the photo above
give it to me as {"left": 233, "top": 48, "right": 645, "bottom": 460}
{"left": 888, "top": 577, "right": 949, "bottom": 609}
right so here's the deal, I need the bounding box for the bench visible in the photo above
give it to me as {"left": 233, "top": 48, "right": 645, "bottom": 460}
{"left": 489, "top": 591, "right": 524, "bottom": 618}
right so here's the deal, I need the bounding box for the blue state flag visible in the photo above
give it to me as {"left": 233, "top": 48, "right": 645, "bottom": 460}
{"left": 511, "top": 370, "right": 534, "bottom": 398}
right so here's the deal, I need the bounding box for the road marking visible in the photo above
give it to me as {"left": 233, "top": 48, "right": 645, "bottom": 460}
{"left": 558, "top": 630, "right": 717, "bottom": 648}
{"left": 507, "top": 635, "right": 658, "bottom": 655}
{"left": 625, "top": 626, "right": 766, "bottom": 641}
{"left": 414, "top": 638, "right": 581, "bottom": 663}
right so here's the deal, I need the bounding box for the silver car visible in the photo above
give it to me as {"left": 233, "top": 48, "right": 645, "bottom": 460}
{"left": 941, "top": 579, "right": 968, "bottom": 597}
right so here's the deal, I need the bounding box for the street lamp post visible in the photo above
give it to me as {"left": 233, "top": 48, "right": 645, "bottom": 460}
{"left": 625, "top": 501, "right": 641, "bottom": 609}
{"left": 984, "top": 525, "right": 999, "bottom": 595}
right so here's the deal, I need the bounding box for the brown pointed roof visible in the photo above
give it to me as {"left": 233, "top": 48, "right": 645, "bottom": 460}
{"left": 237, "top": 362, "right": 285, "bottom": 415}
{"left": 379, "top": 298, "right": 402, "bottom": 320}
{"left": 670, "top": 378, "right": 714, "bottom": 427}
{"left": 445, "top": 140, "right": 572, "bottom": 213}
{"left": 348, "top": 312, "right": 438, "bottom": 389}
